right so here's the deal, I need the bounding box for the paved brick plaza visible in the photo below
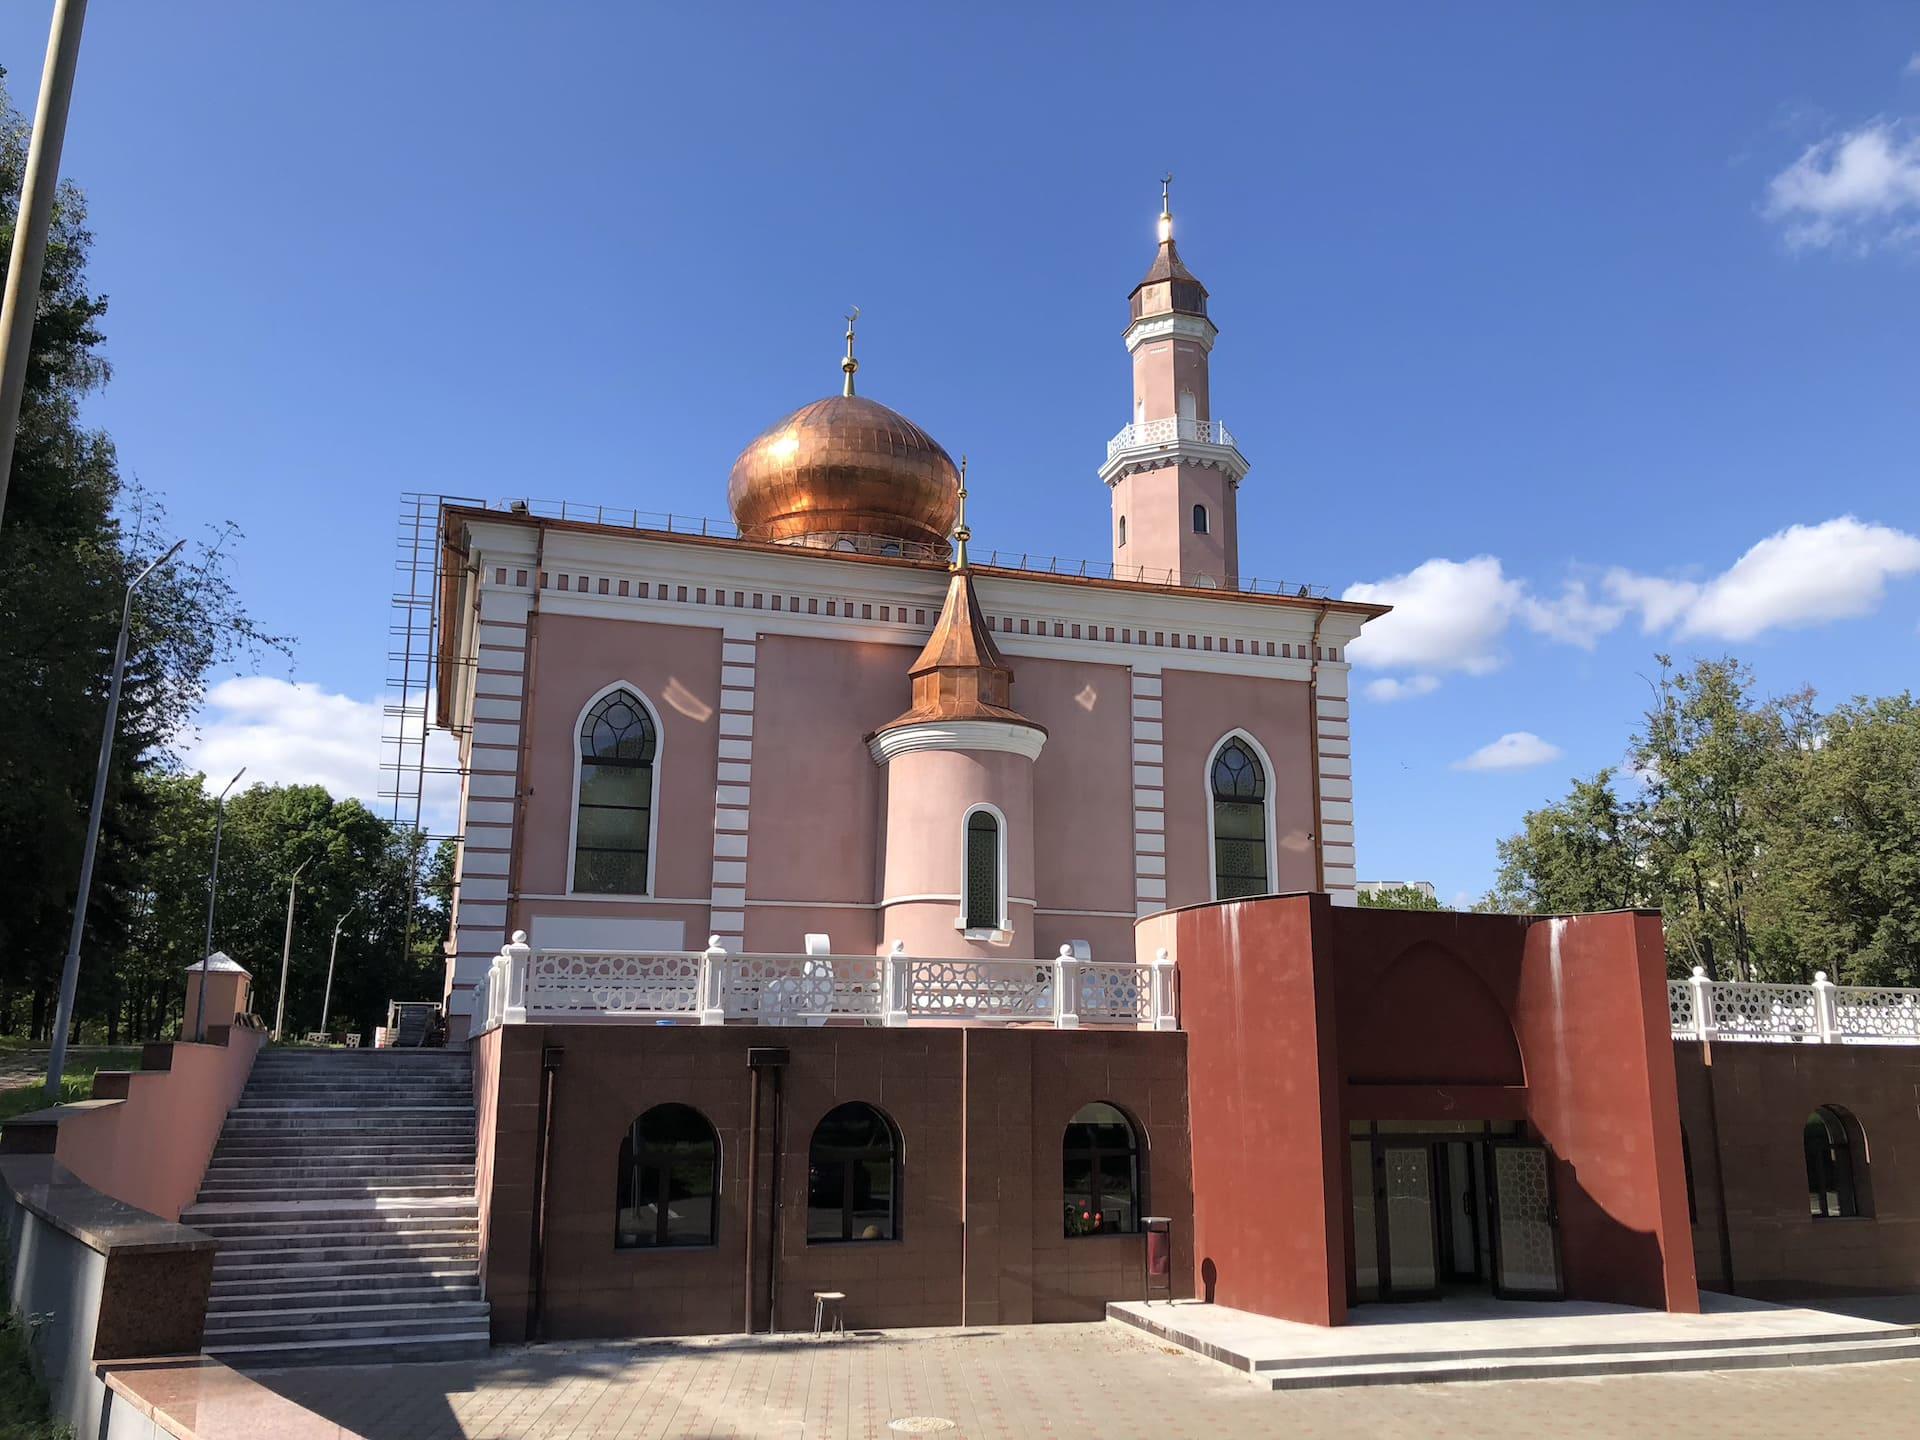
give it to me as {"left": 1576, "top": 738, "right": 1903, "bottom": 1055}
{"left": 112, "top": 1321, "right": 1920, "bottom": 1439}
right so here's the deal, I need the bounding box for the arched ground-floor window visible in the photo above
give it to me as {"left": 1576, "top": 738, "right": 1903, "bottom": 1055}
{"left": 1805, "top": 1106, "right": 1868, "bottom": 1219}
{"left": 616, "top": 1103, "right": 718, "bottom": 1248}
{"left": 807, "top": 1102, "right": 900, "bottom": 1242}
{"left": 1063, "top": 1102, "right": 1141, "bottom": 1236}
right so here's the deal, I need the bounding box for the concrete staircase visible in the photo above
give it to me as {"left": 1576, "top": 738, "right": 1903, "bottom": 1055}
{"left": 183, "top": 1048, "right": 490, "bottom": 1367}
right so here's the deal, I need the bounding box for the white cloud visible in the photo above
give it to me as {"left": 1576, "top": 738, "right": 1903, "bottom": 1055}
{"left": 1764, "top": 119, "right": 1920, "bottom": 251}
{"left": 176, "top": 677, "right": 460, "bottom": 833}
{"left": 1606, "top": 517, "right": 1920, "bottom": 642}
{"left": 1519, "top": 580, "right": 1626, "bottom": 650}
{"left": 1452, "top": 732, "right": 1565, "bottom": 773}
{"left": 1343, "top": 556, "right": 1522, "bottom": 676}
{"left": 1364, "top": 674, "right": 1441, "bottom": 703}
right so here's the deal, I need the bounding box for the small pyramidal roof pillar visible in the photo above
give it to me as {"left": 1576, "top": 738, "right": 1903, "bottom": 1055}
{"left": 871, "top": 461, "right": 1044, "bottom": 738}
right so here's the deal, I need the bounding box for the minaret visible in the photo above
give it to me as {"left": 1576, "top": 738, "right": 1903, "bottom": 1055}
{"left": 1099, "top": 177, "right": 1248, "bottom": 589}
{"left": 868, "top": 464, "right": 1047, "bottom": 958}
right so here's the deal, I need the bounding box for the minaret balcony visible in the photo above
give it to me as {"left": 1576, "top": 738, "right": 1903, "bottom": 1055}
{"left": 1100, "top": 418, "right": 1249, "bottom": 487}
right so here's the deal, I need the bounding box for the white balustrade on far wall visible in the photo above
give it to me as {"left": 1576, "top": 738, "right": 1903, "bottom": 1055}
{"left": 468, "top": 936, "right": 1177, "bottom": 1034}
{"left": 1668, "top": 966, "right": 1920, "bottom": 1046}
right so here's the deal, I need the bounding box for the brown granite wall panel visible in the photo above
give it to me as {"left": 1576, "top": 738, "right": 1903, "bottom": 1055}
{"left": 1675, "top": 1040, "right": 1920, "bottom": 1299}
{"left": 482, "top": 1025, "right": 1193, "bottom": 1340}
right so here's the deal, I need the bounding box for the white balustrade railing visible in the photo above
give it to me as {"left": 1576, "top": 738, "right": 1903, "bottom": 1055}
{"left": 1106, "top": 417, "right": 1239, "bottom": 459}
{"left": 476, "top": 935, "right": 1177, "bottom": 1031}
{"left": 1669, "top": 966, "right": 1920, "bottom": 1045}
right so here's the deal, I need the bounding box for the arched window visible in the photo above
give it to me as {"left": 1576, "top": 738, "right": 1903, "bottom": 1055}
{"left": 1805, "top": 1106, "right": 1865, "bottom": 1218}
{"left": 1177, "top": 388, "right": 1197, "bottom": 425}
{"left": 1192, "top": 503, "right": 1209, "bottom": 535}
{"left": 1117, "top": 514, "right": 1128, "bottom": 549}
{"left": 573, "top": 688, "right": 657, "bottom": 895}
{"left": 963, "top": 807, "right": 1004, "bottom": 932}
{"left": 615, "top": 1104, "right": 717, "bottom": 1248}
{"left": 808, "top": 1102, "right": 900, "bottom": 1243}
{"left": 1063, "top": 1102, "right": 1141, "bottom": 1237}
{"left": 1209, "top": 736, "right": 1269, "bottom": 900}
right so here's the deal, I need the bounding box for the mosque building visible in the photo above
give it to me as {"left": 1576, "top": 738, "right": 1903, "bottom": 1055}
{"left": 428, "top": 194, "right": 1916, "bottom": 1343}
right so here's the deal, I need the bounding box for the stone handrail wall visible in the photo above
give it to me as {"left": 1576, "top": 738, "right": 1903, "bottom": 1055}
{"left": 472, "top": 935, "right": 1179, "bottom": 1033}
{"left": 1669, "top": 966, "right": 1920, "bottom": 1045}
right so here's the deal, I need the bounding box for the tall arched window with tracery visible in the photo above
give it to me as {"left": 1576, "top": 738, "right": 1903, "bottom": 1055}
{"left": 1210, "top": 736, "right": 1269, "bottom": 900}
{"left": 573, "top": 688, "right": 658, "bottom": 895}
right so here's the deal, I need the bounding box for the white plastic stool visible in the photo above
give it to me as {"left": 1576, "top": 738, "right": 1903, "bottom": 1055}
{"left": 812, "top": 1290, "right": 846, "bottom": 1337}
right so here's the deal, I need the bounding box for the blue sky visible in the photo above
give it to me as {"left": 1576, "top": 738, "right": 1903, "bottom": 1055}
{"left": 3, "top": 4, "right": 1916, "bottom": 904}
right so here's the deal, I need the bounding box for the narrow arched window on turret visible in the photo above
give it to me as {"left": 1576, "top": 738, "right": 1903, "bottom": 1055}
{"left": 1210, "top": 737, "right": 1268, "bottom": 900}
{"left": 964, "top": 808, "right": 1003, "bottom": 932}
{"left": 1192, "top": 503, "right": 1210, "bottom": 535}
{"left": 573, "top": 689, "right": 658, "bottom": 895}
{"left": 1117, "top": 514, "right": 1128, "bottom": 549}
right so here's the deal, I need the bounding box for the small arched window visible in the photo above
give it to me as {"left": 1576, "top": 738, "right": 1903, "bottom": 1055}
{"left": 1177, "top": 388, "right": 1197, "bottom": 425}
{"left": 1117, "top": 514, "right": 1128, "bottom": 549}
{"left": 964, "top": 808, "right": 1003, "bottom": 932}
{"left": 808, "top": 1102, "right": 900, "bottom": 1243}
{"left": 1210, "top": 737, "right": 1269, "bottom": 900}
{"left": 1805, "top": 1106, "right": 1864, "bottom": 1219}
{"left": 574, "top": 688, "right": 657, "bottom": 895}
{"left": 1192, "top": 503, "right": 1209, "bottom": 535}
{"left": 1063, "top": 1102, "right": 1141, "bottom": 1237}
{"left": 615, "top": 1104, "right": 718, "bottom": 1248}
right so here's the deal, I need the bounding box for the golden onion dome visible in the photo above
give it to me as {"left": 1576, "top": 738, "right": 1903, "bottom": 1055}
{"left": 726, "top": 393, "right": 960, "bottom": 553}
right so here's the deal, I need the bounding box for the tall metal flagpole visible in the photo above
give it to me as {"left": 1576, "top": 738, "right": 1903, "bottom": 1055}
{"left": 0, "top": 0, "right": 91, "bottom": 530}
{"left": 44, "top": 537, "right": 184, "bottom": 1103}
{"left": 191, "top": 765, "right": 246, "bottom": 1042}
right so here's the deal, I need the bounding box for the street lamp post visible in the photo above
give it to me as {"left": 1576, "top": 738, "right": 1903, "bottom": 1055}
{"left": 271, "top": 856, "right": 312, "bottom": 1042}
{"left": 44, "top": 538, "right": 185, "bottom": 1103}
{"left": 191, "top": 765, "right": 246, "bottom": 1043}
{"left": 0, "top": 0, "right": 91, "bottom": 530}
{"left": 318, "top": 901, "right": 360, "bottom": 1039}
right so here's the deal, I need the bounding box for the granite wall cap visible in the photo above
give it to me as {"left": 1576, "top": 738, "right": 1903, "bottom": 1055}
{"left": 0, "top": 1155, "right": 217, "bottom": 1258}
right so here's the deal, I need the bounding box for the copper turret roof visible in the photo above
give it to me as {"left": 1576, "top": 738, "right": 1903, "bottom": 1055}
{"left": 871, "top": 566, "right": 1043, "bottom": 737}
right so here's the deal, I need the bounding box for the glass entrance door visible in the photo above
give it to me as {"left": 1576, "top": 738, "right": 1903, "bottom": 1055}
{"left": 1489, "top": 1142, "right": 1563, "bottom": 1298}
{"left": 1380, "top": 1145, "right": 1438, "bottom": 1297}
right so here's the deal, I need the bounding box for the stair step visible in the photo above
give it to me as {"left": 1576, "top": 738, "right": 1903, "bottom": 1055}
{"left": 213, "top": 1270, "right": 479, "bottom": 1299}
{"left": 206, "top": 1299, "right": 490, "bottom": 1332}
{"left": 203, "top": 1330, "right": 491, "bottom": 1367}
{"left": 201, "top": 1311, "right": 487, "bottom": 1346}
{"left": 215, "top": 1241, "right": 478, "bottom": 1268}
{"left": 192, "top": 1216, "right": 478, "bottom": 1241}
{"left": 213, "top": 1251, "right": 481, "bottom": 1278}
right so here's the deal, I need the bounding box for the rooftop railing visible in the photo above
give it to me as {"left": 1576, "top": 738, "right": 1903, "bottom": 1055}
{"left": 472, "top": 935, "right": 1178, "bottom": 1034}
{"left": 1669, "top": 967, "right": 1920, "bottom": 1045}
{"left": 1105, "top": 417, "right": 1240, "bottom": 459}
{"left": 465, "top": 498, "right": 1331, "bottom": 599}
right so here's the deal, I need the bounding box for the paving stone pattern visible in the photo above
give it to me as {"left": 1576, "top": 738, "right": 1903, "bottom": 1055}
{"left": 186, "top": 1321, "right": 1920, "bottom": 1439}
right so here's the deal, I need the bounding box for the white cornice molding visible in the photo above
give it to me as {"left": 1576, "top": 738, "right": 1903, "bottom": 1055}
{"left": 866, "top": 719, "right": 1048, "bottom": 765}
{"left": 1123, "top": 311, "right": 1218, "bottom": 354}
{"left": 1099, "top": 441, "right": 1250, "bottom": 489}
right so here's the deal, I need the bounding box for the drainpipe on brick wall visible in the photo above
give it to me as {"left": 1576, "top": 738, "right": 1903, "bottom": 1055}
{"left": 527, "top": 1042, "right": 562, "bottom": 1340}
{"left": 743, "top": 1061, "right": 761, "bottom": 1333}
{"left": 767, "top": 1063, "right": 784, "bottom": 1331}
{"left": 1306, "top": 603, "right": 1329, "bottom": 895}
{"left": 503, "top": 522, "right": 546, "bottom": 940}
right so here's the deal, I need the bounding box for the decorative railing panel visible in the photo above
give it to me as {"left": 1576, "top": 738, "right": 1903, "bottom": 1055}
{"left": 484, "top": 936, "right": 1179, "bottom": 1030}
{"left": 1106, "top": 417, "right": 1239, "bottom": 458}
{"left": 1708, "top": 980, "right": 1819, "bottom": 1043}
{"left": 720, "top": 955, "right": 884, "bottom": 1023}
{"left": 1667, "top": 979, "right": 1695, "bottom": 1037}
{"left": 1828, "top": 987, "right": 1920, "bottom": 1044}
{"left": 526, "top": 949, "right": 703, "bottom": 1016}
{"left": 1671, "top": 967, "right": 1920, "bottom": 1046}
{"left": 904, "top": 959, "right": 1053, "bottom": 1021}
{"left": 1079, "top": 964, "right": 1155, "bottom": 1025}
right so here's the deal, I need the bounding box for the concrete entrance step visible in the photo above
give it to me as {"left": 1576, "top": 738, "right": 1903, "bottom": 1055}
{"left": 1110, "top": 1294, "right": 1920, "bottom": 1391}
{"left": 212, "top": 1277, "right": 482, "bottom": 1306}
{"left": 1254, "top": 1334, "right": 1920, "bottom": 1389}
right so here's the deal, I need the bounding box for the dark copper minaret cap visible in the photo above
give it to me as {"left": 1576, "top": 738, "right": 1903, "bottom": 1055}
{"left": 1130, "top": 173, "right": 1208, "bottom": 320}
{"left": 871, "top": 462, "right": 1043, "bottom": 737}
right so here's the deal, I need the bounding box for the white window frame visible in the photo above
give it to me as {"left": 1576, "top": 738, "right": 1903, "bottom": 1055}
{"left": 566, "top": 680, "right": 665, "bottom": 898}
{"left": 1203, "top": 728, "right": 1278, "bottom": 902}
{"left": 956, "top": 801, "right": 1011, "bottom": 942}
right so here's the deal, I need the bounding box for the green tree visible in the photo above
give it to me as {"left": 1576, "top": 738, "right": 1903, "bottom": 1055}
{"left": 0, "top": 73, "right": 280, "bottom": 1038}
{"left": 1481, "top": 769, "right": 1651, "bottom": 916}
{"left": 1357, "top": 885, "right": 1443, "bottom": 911}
